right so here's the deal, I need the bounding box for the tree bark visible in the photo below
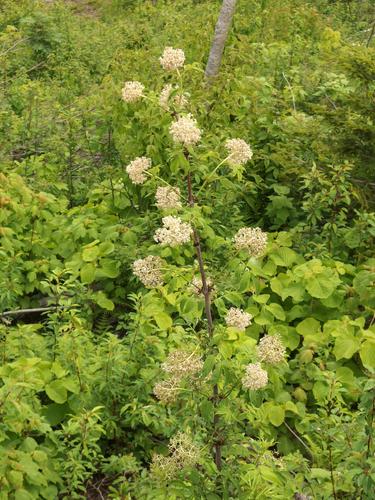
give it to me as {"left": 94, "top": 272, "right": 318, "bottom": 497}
{"left": 205, "top": 0, "right": 237, "bottom": 81}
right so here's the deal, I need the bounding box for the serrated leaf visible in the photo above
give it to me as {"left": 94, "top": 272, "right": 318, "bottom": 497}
{"left": 269, "top": 247, "right": 298, "bottom": 267}
{"left": 333, "top": 335, "right": 360, "bottom": 360}
{"left": 15, "top": 490, "right": 35, "bottom": 500}
{"left": 253, "top": 294, "right": 270, "bottom": 304}
{"left": 296, "top": 317, "right": 321, "bottom": 337}
{"left": 45, "top": 380, "right": 67, "bottom": 404}
{"left": 265, "top": 303, "right": 286, "bottom": 320}
{"left": 313, "top": 381, "right": 329, "bottom": 402}
{"left": 360, "top": 340, "right": 375, "bottom": 370}
{"left": 80, "top": 263, "right": 96, "bottom": 284}
{"left": 154, "top": 311, "right": 172, "bottom": 330}
{"left": 82, "top": 246, "right": 99, "bottom": 262}
{"left": 98, "top": 259, "right": 119, "bottom": 278}
{"left": 95, "top": 291, "right": 114, "bottom": 311}
{"left": 98, "top": 241, "right": 115, "bottom": 256}
{"left": 267, "top": 405, "right": 285, "bottom": 426}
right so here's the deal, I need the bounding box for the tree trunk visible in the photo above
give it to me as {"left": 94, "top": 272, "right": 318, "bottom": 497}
{"left": 205, "top": 0, "right": 237, "bottom": 81}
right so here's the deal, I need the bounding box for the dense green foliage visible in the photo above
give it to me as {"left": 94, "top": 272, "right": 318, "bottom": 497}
{"left": 0, "top": 0, "right": 374, "bottom": 498}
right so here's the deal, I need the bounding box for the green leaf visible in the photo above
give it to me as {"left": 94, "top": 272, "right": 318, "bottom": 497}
{"left": 98, "top": 241, "right": 115, "bottom": 256}
{"left": 254, "top": 308, "right": 274, "bottom": 326}
{"left": 265, "top": 303, "right": 286, "bottom": 321}
{"left": 45, "top": 380, "right": 67, "bottom": 404}
{"left": 218, "top": 341, "right": 233, "bottom": 359}
{"left": 269, "top": 325, "right": 300, "bottom": 350}
{"left": 296, "top": 317, "right": 321, "bottom": 337}
{"left": 294, "top": 260, "right": 341, "bottom": 299}
{"left": 42, "top": 403, "right": 69, "bottom": 426}
{"left": 269, "top": 247, "right": 298, "bottom": 267}
{"left": 200, "top": 400, "right": 214, "bottom": 421}
{"left": 82, "top": 246, "right": 99, "bottom": 262}
{"left": 98, "top": 258, "right": 119, "bottom": 278}
{"left": 62, "top": 377, "right": 79, "bottom": 394}
{"left": 8, "top": 470, "right": 23, "bottom": 489}
{"left": 333, "top": 335, "right": 360, "bottom": 360}
{"left": 267, "top": 405, "right": 285, "bottom": 426}
{"left": 95, "top": 291, "right": 115, "bottom": 311}
{"left": 80, "top": 263, "right": 96, "bottom": 284}
{"left": 154, "top": 311, "right": 172, "bottom": 330}
{"left": 305, "top": 275, "right": 338, "bottom": 299}
{"left": 313, "top": 381, "right": 329, "bottom": 402}
{"left": 360, "top": 340, "right": 375, "bottom": 370}
{"left": 15, "top": 490, "right": 35, "bottom": 500}
{"left": 51, "top": 361, "right": 66, "bottom": 379}
{"left": 252, "top": 294, "right": 270, "bottom": 304}
{"left": 270, "top": 274, "right": 305, "bottom": 302}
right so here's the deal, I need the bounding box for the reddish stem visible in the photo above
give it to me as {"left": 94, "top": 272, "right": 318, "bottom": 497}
{"left": 186, "top": 169, "right": 222, "bottom": 471}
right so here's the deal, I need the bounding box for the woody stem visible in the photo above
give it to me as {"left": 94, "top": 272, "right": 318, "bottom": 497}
{"left": 186, "top": 166, "right": 222, "bottom": 471}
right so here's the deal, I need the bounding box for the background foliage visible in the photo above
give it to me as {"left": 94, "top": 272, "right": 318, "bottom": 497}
{"left": 0, "top": 0, "right": 374, "bottom": 498}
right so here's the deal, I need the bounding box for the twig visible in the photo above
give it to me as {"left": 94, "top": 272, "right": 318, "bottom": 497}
{"left": 366, "top": 21, "right": 375, "bottom": 48}
{"left": 282, "top": 72, "right": 296, "bottom": 112}
{"left": 1, "top": 306, "right": 68, "bottom": 317}
{"left": 284, "top": 421, "right": 314, "bottom": 460}
{"left": 0, "top": 38, "right": 28, "bottom": 57}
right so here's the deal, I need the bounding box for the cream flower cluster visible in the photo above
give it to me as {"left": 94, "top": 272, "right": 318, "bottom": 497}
{"left": 169, "top": 114, "right": 201, "bottom": 146}
{"left": 154, "top": 216, "right": 193, "bottom": 246}
{"left": 190, "top": 276, "right": 214, "bottom": 296}
{"left": 225, "top": 307, "right": 252, "bottom": 331}
{"left": 159, "top": 47, "right": 185, "bottom": 71}
{"left": 162, "top": 350, "right": 203, "bottom": 379}
{"left": 169, "top": 432, "right": 200, "bottom": 468}
{"left": 125, "top": 156, "right": 151, "bottom": 185}
{"left": 132, "top": 255, "right": 164, "bottom": 288}
{"left": 257, "top": 334, "right": 286, "bottom": 365}
{"left": 121, "top": 81, "right": 144, "bottom": 103}
{"left": 242, "top": 362, "right": 268, "bottom": 390}
{"left": 153, "top": 378, "right": 180, "bottom": 404}
{"left": 233, "top": 227, "right": 268, "bottom": 257}
{"left": 155, "top": 186, "right": 182, "bottom": 210}
{"left": 225, "top": 138, "right": 253, "bottom": 166}
{"left": 154, "top": 350, "right": 203, "bottom": 403}
{"left": 159, "top": 84, "right": 188, "bottom": 111}
{"left": 150, "top": 454, "right": 177, "bottom": 480}
{"left": 151, "top": 432, "right": 200, "bottom": 479}
{"left": 242, "top": 335, "right": 286, "bottom": 391}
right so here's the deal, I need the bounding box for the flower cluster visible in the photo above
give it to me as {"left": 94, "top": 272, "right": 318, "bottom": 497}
{"left": 257, "top": 334, "right": 286, "bottom": 365}
{"left": 154, "top": 216, "right": 193, "bottom": 246}
{"left": 153, "top": 378, "right": 180, "bottom": 404}
{"left": 159, "top": 47, "right": 185, "bottom": 71}
{"left": 121, "top": 81, "right": 144, "bottom": 103}
{"left": 132, "top": 255, "right": 164, "bottom": 288}
{"left": 242, "top": 362, "right": 268, "bottom": 390}
{"left": 150, "top": 454, "right": 177, "bottom": 480}
{"left": 242, "top": 335, "right": 286, "bottom": 391}
{"left": 233, "top": 227, "right": 268, "bottom": 257}
{"left": 159, "top": 84, "right": 188, "bottom": 111}
{"left": 162, "top": 350, "right": 203, "bottom": 379}
{"left": 151, "top": 432, "right": 200, "bottom": 480}
{"left": 169, "top": 114, "right": 201, "bottom": 147}
{"left": 154, "top": 350, "right": 203, "bottom": 403}
{"left": 155, "top": 186, "right": 182, "bottom": 210}
{"left": 169, "top": 432, "right": 200, "bottom": 468}
{"left": 126, "top": 156, "right": 151, "bottom": 185}
{"left": 190, "top": 276, "right": 214, "bottom": 296}
{"left": 225, "top": 138, "right": 253, "bottom": 166}
{"left": 225, "top": 307, "right": 252, "bottom": 331}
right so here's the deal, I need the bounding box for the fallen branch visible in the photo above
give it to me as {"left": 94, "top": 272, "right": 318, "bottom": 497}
{"left": 1, "top": 306, "right": 68, "bottom": 318}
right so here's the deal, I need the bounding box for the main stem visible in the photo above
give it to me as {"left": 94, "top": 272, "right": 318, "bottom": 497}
{"left": 186, "top": 168, "right": 222, "bottom": 471}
